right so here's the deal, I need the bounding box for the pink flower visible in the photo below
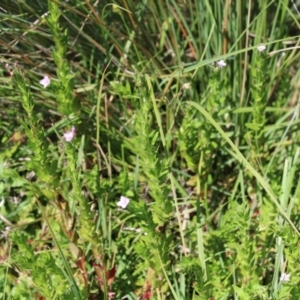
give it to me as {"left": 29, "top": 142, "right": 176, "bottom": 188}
{"left": 108, "top": 292, "right": 115, "bottom": 299}
{"left": 2, "top": 226, "right": 11, "bottom": 239}
{"left": 63, "top": 126, "right": 75, "bottom": 142}
{"left": 5, "top": 63, "right": 14, "bottom": 76}
{"left": 217, "top": 60, "right": 226, "bottom": 68}
{"left": 117, "top": 196, "right": 130, "bottom": 209}
{"left": 257, "top": 44, "right": 266, "bottom": 52}
{"left": 39, "top": 75, "right": 50, "bottom": 88}
{"left": 280, "top": 273, "right": 290, "bottom": 283}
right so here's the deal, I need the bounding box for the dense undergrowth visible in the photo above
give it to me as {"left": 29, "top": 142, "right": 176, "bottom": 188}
{"left": 1, "top": 0, "right": 300, "bottom": 299}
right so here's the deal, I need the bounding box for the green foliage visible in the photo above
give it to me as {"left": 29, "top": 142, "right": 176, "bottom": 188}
{"left": 9, "top": 232, "right": 72, "bottom": 299}
{"left": 1, "top": 0, "right": 300, "bottom": 299}
{"left": 124, "top": 76, "right": 173, "bottom": 227}
{"left": 46, "top": 0, "right": 76, "bottom": 116}
{"left": 246, "top": 48, "right": 268, "bottom": 154}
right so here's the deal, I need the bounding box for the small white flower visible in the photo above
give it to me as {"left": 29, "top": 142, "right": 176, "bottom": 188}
{"left": 183, "top": 82, "right": 191, "bottom": 90}
{"left": 63, "top": 126, "right": 75, "bottom": 142}
{"left": 257, "top": 44, "right": 266, "bottom": 52}
{"left": 39, "top": 75, "right": 51, "bottom": 88}
{"left": 217, "top": 60, "right": 226, "bottom": 68}
{"left": 117, "top": 196, "right": 130, "bottom": 209}
{"left": 280, "top": 273, "right": 290, "bottom": 283}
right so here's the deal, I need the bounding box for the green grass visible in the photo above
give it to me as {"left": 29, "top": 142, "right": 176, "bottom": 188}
{"left": 1, "top": 0, "right": 300, "bottom": 299}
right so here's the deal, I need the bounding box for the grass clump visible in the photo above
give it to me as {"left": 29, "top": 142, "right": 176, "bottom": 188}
{"left": 1, "top": 0, "right": 300, "bottom": 299}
